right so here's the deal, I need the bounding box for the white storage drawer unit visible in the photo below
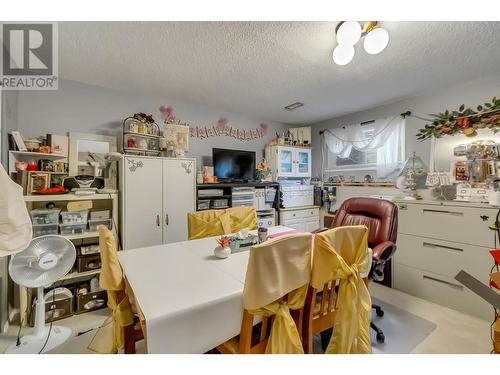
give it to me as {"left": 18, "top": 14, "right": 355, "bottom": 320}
{"left": 279, "top": 206, "right": 320, "bottom": 232}
{"left": 393, "top": 200, "right": 497, "bottom": 321}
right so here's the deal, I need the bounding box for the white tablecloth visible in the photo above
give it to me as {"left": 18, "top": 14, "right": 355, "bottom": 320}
{"left": 118, "top": 226, "right": 292, "bottom": 353}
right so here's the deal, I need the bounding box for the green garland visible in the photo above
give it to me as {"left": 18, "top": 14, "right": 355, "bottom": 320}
{"left": 416, "top": 97, "right": 500, "bottom": 140}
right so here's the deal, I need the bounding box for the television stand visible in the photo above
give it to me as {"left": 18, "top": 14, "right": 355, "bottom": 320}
{"left": 196, "top": 181, "right": 279, "bottom": 211}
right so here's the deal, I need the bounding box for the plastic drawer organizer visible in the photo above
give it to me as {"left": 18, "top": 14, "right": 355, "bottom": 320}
{"left": 32, "top": 223, "right": 59, "bottom": 237}
{"left": 59, "top": 223, "right": 87, "bottom": 235}
{"left": 88, "top": 218, "right": 113, "bottom": 232}
{"left": 30, "top": 209, "right": 61, "bottom": 225}
{"left": 60, "top": 210, "right": 88, "bottom": 224}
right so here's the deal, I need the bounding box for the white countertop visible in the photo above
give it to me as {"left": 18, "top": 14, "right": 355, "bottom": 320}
{"left": 118, "top": 225, "right": 292, "bottom": 353}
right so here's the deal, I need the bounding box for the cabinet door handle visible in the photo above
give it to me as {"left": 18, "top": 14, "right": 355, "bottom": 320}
{"left": 156, "top": 214, "right": 160, "bottom": 227}
{"left": 422, "top": 242, "right": 464, "bottom": 253}
{"left": 422, "top": 209, "right": 463, "bottom": 216}
{"left": 165, "top": 214, "right": 169, "bottom": 225}
{"left": 422, "top": 275, "right": 463, "bottom": 289}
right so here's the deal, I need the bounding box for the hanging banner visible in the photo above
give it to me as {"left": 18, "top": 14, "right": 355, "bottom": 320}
{"left": 159, "top": 105, "right": 268, "bottom": 141}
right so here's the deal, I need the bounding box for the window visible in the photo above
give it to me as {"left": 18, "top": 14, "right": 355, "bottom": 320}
{"left": 328, "top": 128, "right": 377, "bottom": 170}
{"left": 323, "top": 116, "right": 406, "bottom": 178}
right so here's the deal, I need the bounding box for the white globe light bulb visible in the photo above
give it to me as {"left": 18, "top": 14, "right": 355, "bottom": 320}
{"left": 336, "top": 21, "right": 362, "bottom": 46}
{"left": 332, "top": 44, "right": 355, "bottom": 66}
{"left": 363, "top": 27, "right": 389, "bottom": 55}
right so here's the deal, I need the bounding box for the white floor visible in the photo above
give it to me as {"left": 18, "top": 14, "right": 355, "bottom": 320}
{"left": 0, "top": 283, "right": 493, "bottom": 354}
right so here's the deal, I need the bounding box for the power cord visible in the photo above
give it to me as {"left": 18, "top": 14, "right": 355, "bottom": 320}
{"left": 38, "top": 280, "right": 64, "bottom": 354}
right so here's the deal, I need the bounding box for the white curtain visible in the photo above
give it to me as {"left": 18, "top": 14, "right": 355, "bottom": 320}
{"left": 323, "top": 116, "right": 405, "bottom": 178}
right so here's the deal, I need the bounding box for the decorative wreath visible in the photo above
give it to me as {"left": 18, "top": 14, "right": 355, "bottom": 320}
{"left": 416, "top": 97, "right": 500, "bottom": 140}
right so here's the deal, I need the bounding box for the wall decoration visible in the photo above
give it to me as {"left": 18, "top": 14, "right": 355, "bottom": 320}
{"left": 159, "top": 104, "right": 268, "bottom": 142}
{"left": 127, "top": 158, "right": 144, "bottom": 172}
{"left": 417, "top": 97, "right": 500, "bottom": 140}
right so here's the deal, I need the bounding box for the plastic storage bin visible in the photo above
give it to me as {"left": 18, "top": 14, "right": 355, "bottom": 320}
{"left": 197, "top": 199, "right": 210, "bottom": 210}
{"left": 32, "top": 223, "right": 58, "bottom": 237}
{"left": 60, "top": 210, "right": 88, "bottom": 224}
{"left": 211, "top": 198, "right": 229, "bottom": 208}
{"left": 30, "top": 209, "right": 61, "bottom": 225}
{"left": 88, "top": 218, "right": 113, "bottom": 232}
{"left": 59, "top": 222, "right": 87, "bottom": 235}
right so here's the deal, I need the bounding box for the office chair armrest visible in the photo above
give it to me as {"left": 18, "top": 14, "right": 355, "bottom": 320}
{"left": 310, "top": 227, "right": 329, "bottom": 234}
{"left": 372, "top": 241, "right": 396, "bottom": 261}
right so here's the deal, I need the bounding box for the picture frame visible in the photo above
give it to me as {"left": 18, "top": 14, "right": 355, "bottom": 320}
{"left": 11, "top": 131, "right": 27, "bottom": 152}
{"left": 47, "top": 134, "right": 69, "bottom": 156}
{"left": 27, "top": 172, "right": 50, "bottom": 195}
{"left": 164, "top": 124, "right": 189, "bottom": 153}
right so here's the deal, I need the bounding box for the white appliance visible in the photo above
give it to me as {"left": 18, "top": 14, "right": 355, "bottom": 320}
{"left": 121, "top": 156, "right": 196, "bottom": 249}
{"left": 280, "top": 184, "right": 314, "bottom": 208}
{"left": 254, "top": 187, "right": 277, "bottom": 211}
{"left": 257, "top": 209, "right": 276, "bottom": 228}
{"left": 266, "top": 145, "right": 312, "bottom": 179}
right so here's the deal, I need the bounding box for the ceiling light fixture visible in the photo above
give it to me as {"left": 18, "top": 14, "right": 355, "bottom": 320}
{"left": 332, "top": 21, "right": 390, "bottom": 65}
{"left": 284, "top": 102, "right": 304, "bottom": 110}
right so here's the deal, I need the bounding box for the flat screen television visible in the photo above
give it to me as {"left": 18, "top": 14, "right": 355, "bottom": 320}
{"left": 213, "top": 148, "right": 256, "bottom": 181}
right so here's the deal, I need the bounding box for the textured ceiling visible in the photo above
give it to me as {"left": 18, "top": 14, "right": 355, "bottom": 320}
{"left": 58, "top": 21, "right": 500, "bottom": 124}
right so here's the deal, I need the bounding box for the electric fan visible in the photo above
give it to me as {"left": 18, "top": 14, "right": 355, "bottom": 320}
{"left": 6, "top": 235, "right": 76, "bottom": 354}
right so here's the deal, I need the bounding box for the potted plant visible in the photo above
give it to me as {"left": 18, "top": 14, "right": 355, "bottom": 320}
{"left": 214, "top": 236, "right": 231, "bottom": 259}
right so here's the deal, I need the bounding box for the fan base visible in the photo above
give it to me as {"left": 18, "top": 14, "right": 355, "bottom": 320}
{"left": 5, "top": 325, "right": 72, "bottom": 354}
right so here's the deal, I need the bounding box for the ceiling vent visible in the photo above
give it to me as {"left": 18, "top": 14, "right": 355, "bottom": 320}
{"left": 284, "top": 102, "right": 304, "bottom": 110}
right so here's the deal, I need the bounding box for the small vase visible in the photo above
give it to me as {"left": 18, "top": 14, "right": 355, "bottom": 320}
{"left": 214, "top": 246, "right": 231, "bottom": 259}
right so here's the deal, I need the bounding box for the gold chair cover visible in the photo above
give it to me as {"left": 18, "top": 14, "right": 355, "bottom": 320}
{"left": 311, "top": 226, "right": 371, "bottom": 354}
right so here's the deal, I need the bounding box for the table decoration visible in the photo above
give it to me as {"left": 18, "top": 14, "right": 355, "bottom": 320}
{"left": 214, "top": 236, "right": 232, "bottom": 259}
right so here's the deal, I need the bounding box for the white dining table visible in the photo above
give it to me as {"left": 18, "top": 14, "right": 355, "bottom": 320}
{"left": 118, "top": 225, "right": 293, "bottom": 354}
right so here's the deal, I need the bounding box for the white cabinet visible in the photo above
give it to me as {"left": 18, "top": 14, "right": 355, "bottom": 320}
{"left": 122, "top": 156, "right": 196, "bottom": 249}
{"left": 267, "top": 146, "right": 311, "bottom": 179}
{"left": 279, "top": 207, "right": 320, "bottom": 232}
{"left": 393, "top": 200, "right": 497, "bottom": 321}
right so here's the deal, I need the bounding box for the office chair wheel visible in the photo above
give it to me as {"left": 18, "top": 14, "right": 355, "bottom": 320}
{"left": 376, "top": 309, "right": 384, "bottom": 317}
{"left": 376, "top": 332, "right": 385, "bottom": 343}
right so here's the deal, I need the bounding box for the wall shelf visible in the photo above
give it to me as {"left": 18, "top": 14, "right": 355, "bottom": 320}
{"left": 24, "top": 193, "right": 118, "bottom": 202}
{"left": 9, "top": 151, "right": 67, "bottom": 159}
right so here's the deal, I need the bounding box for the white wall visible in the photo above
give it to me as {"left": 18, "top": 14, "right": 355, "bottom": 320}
{"left": 13, "top": 79, "right": 290, "bottom": 168}
{"left": 310, "top": 74, "right": 500, "bottom": 180}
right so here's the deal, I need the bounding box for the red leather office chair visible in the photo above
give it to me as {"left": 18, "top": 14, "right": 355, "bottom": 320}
{"left": 321, "top": 197, "right": 398, "bottom": 346}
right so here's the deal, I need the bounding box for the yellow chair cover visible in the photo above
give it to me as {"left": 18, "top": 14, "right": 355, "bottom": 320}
{"left": 226, "top": 206, "right": 257, "bottom": 232}
{"left": 243, "top": 233, "right": 312, "bottom": 354}
{"left": 187, "top": 209, "right": 232, "bottom": 240}
{"left": 88, "top": 226, "right": 134, "bottom": 354}
{"left": 311, "top": 226, "right": 371, "bottom": 354}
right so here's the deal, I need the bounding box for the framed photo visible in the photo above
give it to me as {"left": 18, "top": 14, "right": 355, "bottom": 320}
{"left": 164, "top": 124, "right": 189, "bottom": 153}
{"left": 176, "top": 125, "right": 189, "bottom": 152}
{"left": 11, "top": 131, "right": 27, "bottom": 151}
{"left": 47, "top": 134, "right": 69, "bottom": 156}
{"left": 27, "top": 172, "right": 50, "bottom": 195}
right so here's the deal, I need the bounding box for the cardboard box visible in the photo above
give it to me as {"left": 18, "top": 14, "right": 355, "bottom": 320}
{"left": 76, "top": 252, "right": 101, "bottom": 273}
{"left": 76, "top": 290, "right": 107, "bottom": 314}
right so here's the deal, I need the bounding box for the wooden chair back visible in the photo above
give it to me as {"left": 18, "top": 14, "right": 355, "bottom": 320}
{"left": 218, "top": 297, "right": 304, "bottom": 354}
{"left": 302, "top": 279, "right": 340, "bottom": 353}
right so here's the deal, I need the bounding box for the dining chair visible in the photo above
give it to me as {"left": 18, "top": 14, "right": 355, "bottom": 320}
{"left": 303, "top": 225, "right": 371, "bottom": 354}
{"left": 217, "top": 233, "right": 312, "bottom": 354}
{"left": 330, "top": 197, "right": 398, "bottom": 344}
{"left": 88, "top": 225, "right": 144, "bottom": 354}
{"left": 187, "top": 209, "right": 232, "bottom": 240}
{"left": 226, "top": 206, "right": 257, "bottom": 233}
